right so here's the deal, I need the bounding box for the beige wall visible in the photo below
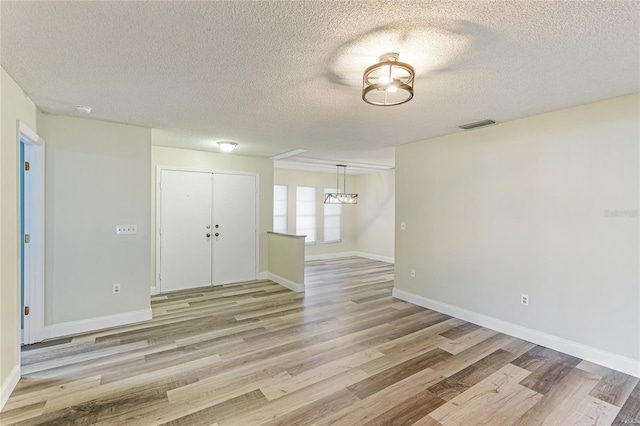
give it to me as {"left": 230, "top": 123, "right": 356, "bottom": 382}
{"left": 151, "top": 144, "right": 273, "bottom": 285}
{"left": 0, "top": 68, "right": 39, "bottom": 393}
{"left": 268, "top": 232, "right": 305, "bottom": 285}
{"left": 41, "top": 115, "right": 152, "bottom": 324}
{"left": 396, "top": 93, "right": 639, "bottom": 360}
{"left": 355, "top": 170, "right": 395, "bottom": 259}
{"left": 274, "top": 168, "right": 358, "bottom": 257}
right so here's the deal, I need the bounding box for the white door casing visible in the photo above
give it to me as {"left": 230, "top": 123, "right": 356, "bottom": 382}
{"left": 18, "top": 121, "right": 45, "bottom": 345}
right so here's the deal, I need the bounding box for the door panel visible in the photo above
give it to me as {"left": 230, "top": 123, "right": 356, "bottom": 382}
{"left": 213, "top": 174, "right": 257, "bottom": 285}
{"left": 160, "top": 170, "right": 213, "bottom": 292}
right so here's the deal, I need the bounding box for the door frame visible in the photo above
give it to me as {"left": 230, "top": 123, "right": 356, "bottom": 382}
{"left": 17, "top": 121, "right": 45, "bottom": 345}
{"left": 155, "top": 166, "right": 260, "bottom": 292}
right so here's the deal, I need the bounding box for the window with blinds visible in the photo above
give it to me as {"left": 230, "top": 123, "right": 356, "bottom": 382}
{"left": 273, "top": 185, "right": 288, "bottom": 233}
{"left": 296, "top": 186, "right": 316, "bottom": 244}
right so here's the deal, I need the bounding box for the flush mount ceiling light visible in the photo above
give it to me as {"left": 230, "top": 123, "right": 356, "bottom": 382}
{"left": 362, "top": 52, "right": 415, "bottom": 106}
{"left": 324, "top": 165, "right": 358, "bottom": 204}
{"left": 75, "top": 105, "right": 92, "bottom": 114}
{"left": 217, "top": 141, "right": 237, "bottom": 152}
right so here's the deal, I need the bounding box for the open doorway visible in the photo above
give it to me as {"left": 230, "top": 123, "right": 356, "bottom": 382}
{"left": 18, "top": 122, "right": 45, "bottom": 345}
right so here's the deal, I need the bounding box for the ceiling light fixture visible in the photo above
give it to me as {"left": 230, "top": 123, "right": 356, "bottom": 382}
{"left": 217, "top": 141, "right": 238, "bottom": 152}
{"left": 75, "top": 105, "right": 92, "bottom": 114}
{"left": 362, "top": 52, "right": 414, "bottom": 106}
{"left": 324, "top": 165, "right": 358, "bottom": 204}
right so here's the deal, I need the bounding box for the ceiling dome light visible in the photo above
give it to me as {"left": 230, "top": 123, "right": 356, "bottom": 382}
{"left": 75, "top": 105, "right": 92, "bottom": 114}
{"left": 217, "top": 141, "right": 238, "bottom": 152}
{"left": 362, "top": 52, "right": 414, "bottom": 106}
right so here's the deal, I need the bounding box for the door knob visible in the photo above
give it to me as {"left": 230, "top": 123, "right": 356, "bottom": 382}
{"left": 206, "top": 233, "right": 211, "bottom": 237}
{"left": 215, "top": 233, "right": 220, "bottom": 237}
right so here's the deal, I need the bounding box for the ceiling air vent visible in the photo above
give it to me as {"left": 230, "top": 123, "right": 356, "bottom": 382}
{"left": 459, "top": 119, "right": 497, "bottom": 130}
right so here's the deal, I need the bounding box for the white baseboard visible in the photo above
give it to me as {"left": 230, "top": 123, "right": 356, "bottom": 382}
{"left": 305, "top": 251, "right": 357, "bottom": 261}
{"left": 392, "top": 288, "right": 640, "bottom": 378}
{"left": 0, "top": 364, "right": 20, "bottom": 412}
{"left": 150, "top": 286, "right": 159, "bottom": 295}
{"left": 43, "top": 309, "right": 153, "bottom": 339}
{"left": 305, "top": 251, "right": 394, "bottom": 264}
{"left": 257, "top": 271, "right": 269, "bottom": 280}
{"left": 268, "top": 272, "right": 305, "bottom": 293}
{"left": 354, "top": 252, "right": 395, "bottom": 264}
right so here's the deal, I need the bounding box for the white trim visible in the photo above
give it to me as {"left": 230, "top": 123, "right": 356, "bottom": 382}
{"left": 267, "top": 272, "right": 305, "bottom": 293}
{"left": 150, "top": 286, "right": 159, "bottom": 295}
{"left": 0, "top": 365, "right": 20, "bottom": 412}
{"left": 305, "top": 251, "right": 357, "bottom": 261}
{"left": 257, "top": 271, "right": 269, "bottom": 280}
{"left": 304, "top": 251, "right": 394, "bottom": 264}
{"left": 392, "top": 288, "right": 640, "bottom": 378}
{"left": 18, "top": 122, "right": 46, "bottom": 347}
{"left": 43, "top": 309, "right": 152, "bottom": 339}
{"left": 354, "top": 252, "right": 394, "bottom": 264}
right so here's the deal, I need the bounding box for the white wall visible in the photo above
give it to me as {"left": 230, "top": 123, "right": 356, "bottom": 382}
{"left": 0, "top": 68, "right": 40, "bottom": 407}
{"left": 395, "top": 94, "right": 639, "bottom": 367}
{"left": 355, "top": 170, "right": 395, "bottom": 261}
{"left": 41, "top": 115, "right": 152, "bottom": 325}
{"left": 151, "top": 145, "right": 274, "bottom": 286}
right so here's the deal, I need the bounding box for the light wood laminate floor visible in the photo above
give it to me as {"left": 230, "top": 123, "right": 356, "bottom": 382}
{"left": 1, "top": 257, "right": 639, "bottom": 425}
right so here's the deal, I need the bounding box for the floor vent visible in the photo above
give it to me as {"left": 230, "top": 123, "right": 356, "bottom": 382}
{"left": 459, "top": 119, "right": 497, "bottom": 130}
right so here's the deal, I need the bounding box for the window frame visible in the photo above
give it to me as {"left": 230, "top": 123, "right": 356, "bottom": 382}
{"left": 296, "top": 186, "right": 317, "bottom": 245}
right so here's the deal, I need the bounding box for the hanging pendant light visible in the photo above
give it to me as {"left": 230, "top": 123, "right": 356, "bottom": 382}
{"left": 362, "top": 52, "right": 414, "bottom": 106}
{"left": 324, "top": 165, "right": 358, "bottom": 204}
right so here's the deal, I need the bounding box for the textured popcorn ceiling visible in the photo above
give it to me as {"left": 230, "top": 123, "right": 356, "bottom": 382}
{"left": 1, "top": 1, "right": 638, "bottom": 170}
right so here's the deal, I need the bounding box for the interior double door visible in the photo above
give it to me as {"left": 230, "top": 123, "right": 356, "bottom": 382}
{"left": 160, "top": 170, "right": 257, "bottom": 292}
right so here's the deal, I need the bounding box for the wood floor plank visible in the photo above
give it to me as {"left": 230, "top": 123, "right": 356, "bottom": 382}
{"left": 159, "top": 389, "right": 268, "bottom": 426}
{"left": 317, "top": 367, "right": 443, "bottom": 426}
{"left": 438, "top": 321, "right": 482, "bottom": 341}
{"left": 364, "top": 389, "right": 445, "bottom": 426}
{"left": 2, "top": 257, "right": 636, "bottom": 425}
{"left": 260, "top": 347, "right": 384, "bottom": 400}
{"left": 513, "top": 364, "right": 601, "bottom": 426}
{"left": 427, "top": 348, "right": 518, "bottom": 401}
{"left": 347, "top": 348, "right": 451, "bottom": 399}
{"left": 429, "top": 363, "right": 543, "bottom": 426}
{"left": 518, "top": 348, "right": 582, "bottom": 395}
{"left": 260, "top": 388, "right": 359, "bottom": 426}
{"left": 590, "top": 369, "right": 639, "bottom": 407}
{"left": 437, "top": 327, "right": 498, "bottom": 355}
{"left": 613, "top": 381, "right": 640, "bottom": 426}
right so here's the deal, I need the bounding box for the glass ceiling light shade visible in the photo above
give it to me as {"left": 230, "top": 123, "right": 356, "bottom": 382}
{"left": 324, "top": 165, "right": 358, "bottom": 204}
{"left": 217, "top": 141, "right": 237, "bottom": 152}
{"left": 362, "top": 52, "right": 415, "bottom": 106}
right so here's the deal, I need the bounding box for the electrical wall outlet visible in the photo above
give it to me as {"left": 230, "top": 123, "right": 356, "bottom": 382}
{"left": 113, "top": 283, "right": 121, "bottom": 294}
{"left": 521, "top": 294, "right": 529, "bottom": 306}
{"left": 400, "top": 222, "right": 407, "bottom": 231}
{"left": 116, "top": 225, "right": 137, "bottom": 235}
{"left": 410, "top": 268, "right": 416, "bottom": 278}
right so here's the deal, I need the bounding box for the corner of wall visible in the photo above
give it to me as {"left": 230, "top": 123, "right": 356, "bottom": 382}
{"left": 0, "top": 364, "right": 20, "bottom": 412}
